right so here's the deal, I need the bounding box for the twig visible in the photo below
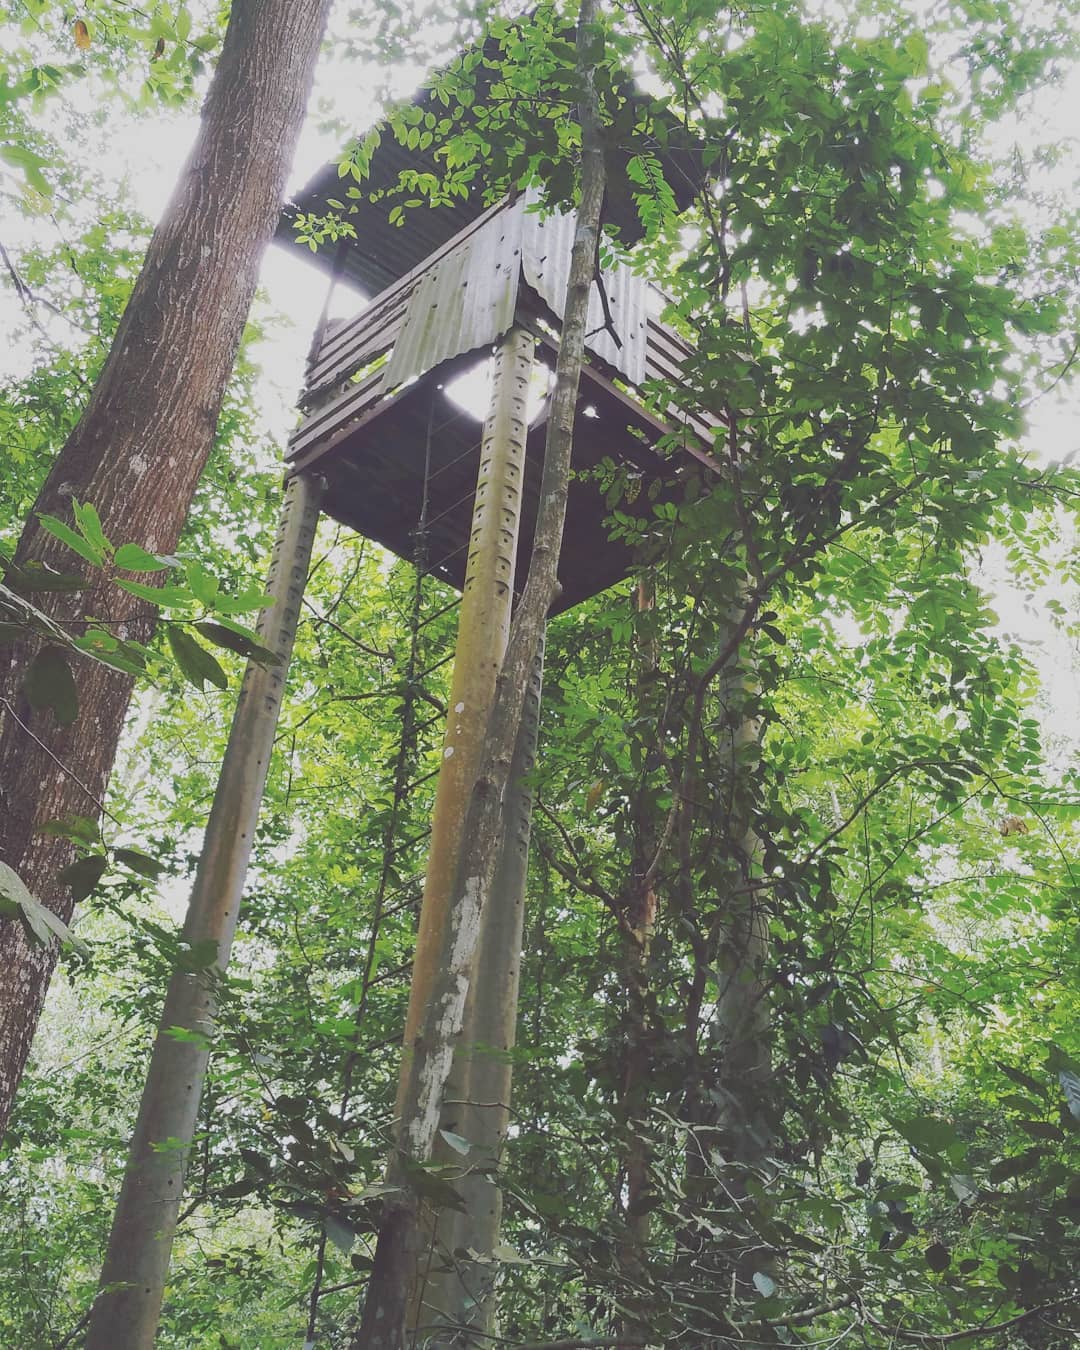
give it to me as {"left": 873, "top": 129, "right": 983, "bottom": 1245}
{"left": 52, "top": 1305, "right": 92, "bottom": 1350}
{"left": 863, "top": 1299, "right": 1072, "bottom": 1344}
{"left": 587, "top": 261, "right": 623, "bottom": 349}
{"left": 0, "top": 238, "right": 99, "bottom": 346}
{"left": 302, "top": 597, "right": 393, "bottom": 659}
{"left": 0, "top": 697, "right": 120, "bottom": 825}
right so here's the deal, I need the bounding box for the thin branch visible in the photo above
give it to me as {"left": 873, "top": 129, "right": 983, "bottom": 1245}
{"left": 0, "top": 697, "right": 121, "bottom": 825}
{"left": 52, "top": 1305, "right": 93, "bottom": 1350}
{"left": 587, "top": 260, "right": 623, "bottom": 349}
{"left": 302, "top": 597, "right": 393, "bottom": 659}
{"left": 864, "top": 1300, "right": 1072, "bottom": 1344}
{"left": 535, "top": 801, "right": 620, "bottom": 910}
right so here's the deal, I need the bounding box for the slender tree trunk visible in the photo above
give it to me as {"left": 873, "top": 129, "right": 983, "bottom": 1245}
{"left": 84, "top": 472, "right": 322, "bottom": 1350}
{"left": 352, "top": 6, "right": 606, "bottom": 1343}
{"left": 712, "top": 684, "right": 770, "bottom": 1164}
{"left": 0, "top": 0, "right": 333, "bottom": 1137}
{"left": 682, "top": 658, "right": 772, "bottom": 1296}
{"left": 712, "top": 712, "right": 773, "bottom": 1293}
{"left": 615, "top": 579, "right": 660, "bottom": 1343}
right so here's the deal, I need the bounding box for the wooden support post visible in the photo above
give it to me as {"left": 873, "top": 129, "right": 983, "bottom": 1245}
{"left": 422, "top": 635, "right": 546, "bottom": 1339}
{"left": 395, "top": 327, "right": 534, "bottom": 1326}
{"left": 85, "top": 472, "right": 323, "bottom": 1350}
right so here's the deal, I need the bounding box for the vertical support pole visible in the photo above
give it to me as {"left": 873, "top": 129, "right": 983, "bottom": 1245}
{"left": 398, "top": 328, "right": 533, "bottom": 1071}
{"left": 86, "top": 472, "right": 323, "bottom": 1350}
{"left": 424, "top": 635, "right": 546, "bottom": 1338}
{"left": 395, "top": 327, "right": 533, "bottom": 1327}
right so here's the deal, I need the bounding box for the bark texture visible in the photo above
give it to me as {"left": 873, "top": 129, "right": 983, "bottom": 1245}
{"left": 352, "top": 5, "right": 606, "bottom": 1344}
{"left": 0, "top": 0, "right": 333, "bottom": 1136}
{"left": 681, "top": 659, "right": 772, "bottom": 1297}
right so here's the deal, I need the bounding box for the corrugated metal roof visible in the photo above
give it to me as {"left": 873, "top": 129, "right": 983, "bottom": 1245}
{"left": 275, "top": 35, "right": 704, "bottom": 298}
{"left": 384, "top": 207, "right": 521, "bottom": 389}
{"left": 519, "top": 189, "right": 647, "bottom": 386}
{"left": 379, "top": 194, "right": 647, "bottom": 392}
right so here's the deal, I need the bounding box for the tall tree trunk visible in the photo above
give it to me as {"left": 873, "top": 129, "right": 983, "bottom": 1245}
{"left": 711, "top": 677, "right": 770, "bottom": 1158}
{"left": 0, "top": 0, "right": 333, "bottom": 1137}
{"left": 682, "top": 657, "right": 772, "bottom": 1299}
{"left": 615, "top": 577, "right": 661, "bottom": 1343}
{"left": 351, "top": 6, "right": 606, "bottom": 1344}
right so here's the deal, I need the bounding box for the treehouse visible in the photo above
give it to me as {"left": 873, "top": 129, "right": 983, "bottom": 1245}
{"left": 96, "top": 42, "right": 731, "bottom": 1350}
{"left": 264, "top": 61, "right": 725, "bottom": 1335}
{"left": 279, "top": 87, "right": 718, "bottom": 612}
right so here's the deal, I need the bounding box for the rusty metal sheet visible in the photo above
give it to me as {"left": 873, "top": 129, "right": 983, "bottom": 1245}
{"left": 519, "top": 189, "right": 648, "bottom": 386}
{"left": 384, "top": 206, "right": 523, "bottom": 391}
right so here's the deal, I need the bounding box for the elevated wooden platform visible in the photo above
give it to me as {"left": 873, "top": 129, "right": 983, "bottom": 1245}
{"left": 286, "top": 199, "right": 722, "bottom": 612}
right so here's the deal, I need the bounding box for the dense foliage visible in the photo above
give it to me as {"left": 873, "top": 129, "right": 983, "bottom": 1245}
{"left": 2, "top": 0, "right": 1080, "bottom": 1345}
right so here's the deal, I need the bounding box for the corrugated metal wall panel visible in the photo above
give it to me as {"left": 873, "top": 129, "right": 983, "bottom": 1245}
{"left": 519, "top": 190, "right": 648, "bottom": 386}
{"left": 384, "top": 206, "right": 523, "bottom": 390}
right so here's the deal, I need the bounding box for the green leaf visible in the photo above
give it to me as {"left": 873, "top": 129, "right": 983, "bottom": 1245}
{"left": 71, "top": 500, "right": 109, "bottom": 554}
{"left": 40, "top": 815, "right": 99, "bottom": 845}
{"left": 117, "top": 578, "right": 199, "bottom": 609}
{"left": 2, "top": 558, "right": 84, "bottom": 592}
{"left": 217, "top": 1177, "right": 258, "bottom": 1201}
{"left": 114, "top": 543, "right": 173, "bottom": 572}
{"left": 37, "top": 513, "right": 102, "bottom": 567}
{"left": 239, "top": 1147, "right": 272, "bottom": 1176}
{"left": 163, "top": 1025, "right": 212, "bottom": 1049}
{"left": 57, "top": 854, "right": 108, "bottom": 901}
{"left": 989, "top": 1149, "right": 1047, "bottom": 1183}
{"left": 0, "top": 861, "right": 36, "bottom": 919}
{"left": 1018, "top": 1120, "right": 1063, "bottom": 1142}
{"left": 73, "top": 633, "right": 146, "bottom": 677}
{"left": 324, "top": 1216, "right": 355, "bottom": 1255}
{"left": 186, "top": 562, "right": 220, "bottom": 606}
{"left": 491, "top": 1242, "right": 527, "bottom": 1264}
{"left": 113, "top": 847, "right": 165, "bottom": 879}
{"left": 0, "top": 860, "right": 87, "bottom": 954}
{"left": 0, "top": 143, "right": 52, "bottom": 197}
{"left": 1059, "top": 1070, "right": 1080, "bottom": 1121}
{"left": 752, "top": 1271, "right": 777, "bottom": 1297}
{"left": 174, "top": 938, "right": 219, "bottom": 973}
{"left": 997, "top": 1061, "right": 1046, "bottom": 1098}
{"left": 903, "top": 32, "right": 929, "bottom": 77}
{"left": 194, "top": 622, "right": 281, "bottom": 667}
{"left": 166, "top": 624, "right": 228, "bottom": 691}
{"left": 439, "top": 1128, "right": 471, "bottom": 1155}
{"left": 24, "top": 646, "right": 78, "bottom": 725}
{"left": 404, "top": 1161, "right": 467, "bottom": 1212}
{"left": 345, "top": 1182, "right": 400, "bottom": 1205}
{"left": 895, "top": 1115, "right": 958, "bottom": 1155}
{"left": 925, "top": 1242, "right": 951, "bottom": 1273}
{"left": 212, "top": 587, "right": 273, "bottom": 615}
